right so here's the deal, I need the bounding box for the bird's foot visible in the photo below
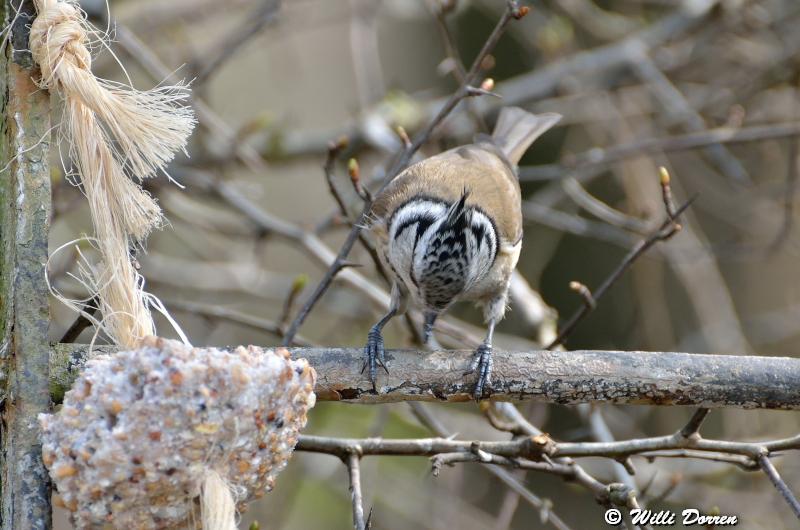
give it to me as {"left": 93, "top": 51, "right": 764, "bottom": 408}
{"left": 464, "top": 343, "right": 493, "bottom": 400}
{"left": 362, "top": 326, "right": 389, "bottom": 392}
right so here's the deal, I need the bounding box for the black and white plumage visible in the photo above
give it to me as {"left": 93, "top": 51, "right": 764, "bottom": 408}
{"left": 387, "top": 193, "right": 498, "bottom": 312}
{"left": 364, "top": 107, "right": 561, "bottom": 399}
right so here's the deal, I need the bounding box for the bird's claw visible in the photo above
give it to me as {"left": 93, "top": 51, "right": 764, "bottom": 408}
{"left": 464, "top": 343, "right": 493, "bottom": 400}
{"left": 362, "top": 327, "right": 389, "bottom": 392}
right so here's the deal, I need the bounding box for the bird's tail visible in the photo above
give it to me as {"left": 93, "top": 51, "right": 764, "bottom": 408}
{"left": 491, "top": 107, "right": 561, "bottom": 166}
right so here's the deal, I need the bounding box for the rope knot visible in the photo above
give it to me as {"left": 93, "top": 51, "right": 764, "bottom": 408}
{"left": 27, "top": 0, "right": 196, "bottom": 348}
{"left": 30, "top": 0, "right": 91, "bottom": 86}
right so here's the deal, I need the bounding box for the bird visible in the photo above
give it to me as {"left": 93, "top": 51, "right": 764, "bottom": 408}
{"left": 364, "top": 106, "right": 561, "bottom": 399}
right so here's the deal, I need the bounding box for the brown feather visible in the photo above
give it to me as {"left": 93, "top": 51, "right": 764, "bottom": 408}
{"left": 491, "top": 108, "right": 561, "bottom": 166}
{"left": 372, "top": 143, "right": 523, "bottom": 245}
{"left": 371, "top": 108, "right": 560, "bottom": 247}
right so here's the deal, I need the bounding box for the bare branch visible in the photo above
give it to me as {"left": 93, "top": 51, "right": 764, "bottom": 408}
{"left": 768, "top": 121, "right": 800, "bottom": 253}
{"left": 166, "top": 299, "right": 315, "bottom": 347}
{"left": 757, "top": 453, "right": 800, "bottom": 519}
{"left": 52, "top": 344, "right": 800, "bottom": 409}
{"left": 554, "top": 434, "right": 800, "bottom": 460}
{"left": 295, "top": 419, "right": 800, "bottom": 515}
{"left": 247, "top": 1, "right": 720, "bottom": 161}
{"left": 547, "top": 175, "right": 694, "bottom": 349}
{"left": 295, "top": 430, "right": 800, "bottom": 473}
{"left": 628, "top": 49, "right": 752, "bottom": 185}
{"left": 519, "top": 121, "right": 800, "bottom": 183}
{"left": 324, "top": 140, "right": 352, "bottom": 219}
{"left": 322, "top": 149, "right": 388, "bottom": 286}
{"left": 638, "top": 450, "right": 755, "bottom": 470}
{"left": 568, "top": 281, "right": 596, "bottom": 311}
{"left": 410, "top": 402, "right": 575, "bottom": 530}
{"left": 562, "top": 177, "right": 650, "bottom": 234}
{"left": 114, "top": 24, "right": 267, "bottom": 173}
{"left": 190, "top": 0, "right": 281, "bottom": 86}
{"left": 59, "top": 294, "right": 99, "bottom": 343}
{"left": 344, "top": 453, "right": 367, "bottom": 530}
{"left": 679, "top": 408, "right": 710, "bottom": 439}
{"left": 281, "top": 0, "right": 527, "bottom": 344}
{"left": 522, "top": 200, "right": 635, "bottom": 248}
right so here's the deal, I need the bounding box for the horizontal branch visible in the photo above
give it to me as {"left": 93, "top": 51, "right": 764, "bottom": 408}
{"left": 297, "top": 431, "right": 800, "bottom": 463}
{"left": 519, "top": 121, "right": 800, "bottom": 182}
{"left": 51, "top": 344, "right": 800, "bottom": 409}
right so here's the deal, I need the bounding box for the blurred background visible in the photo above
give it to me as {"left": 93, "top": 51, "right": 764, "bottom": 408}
{"left": 47, "top": 0, "right": 800, "bottom": 528}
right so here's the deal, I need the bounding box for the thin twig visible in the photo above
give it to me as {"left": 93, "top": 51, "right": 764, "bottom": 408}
{"left": 518, "top": 121, "right": 800, "bottom": 183}
{"left": 408, "top": 403, "right": 574, "bottom": 530}
{"left": 554, "top": 434, "right": 800, "bottom": 460}
{"left": 347, "top": 157, "right": 371, "bottom": 203}
{"left": 562, "top": 177, "right": 650, "bottom": 234}
{"left": 281, "top": 228, "right": 365, "bottom": 345}
{"left": 757, "top": 453, "right": 800, "bottom": 519}
{"left": 645, "top": 474, "right": 681, "bottom": 506}
{"left": 298, "top": 433, "right": 556, "bottom": 461}
{"left": 281, "top": 0, "right": 527, "bottom": 344}
{"left": 296, "top": 421, "right": 800, "bottom": 516}
{"left": 768, "top": 128, "right": 800, "bottom": 253}
{"left": 323, "top": 149, "right": 389, "bottom": 286}
{"left": 522, "top": 199, "right": 635, "bottom": 248}
{"left": 627, "top": 47, "right": 752, "bottom": 185}
{"left": 430, "top": 0, "right": 489, "bottom": 132}
{"left": 166, "top": 299, "right": 315, "bottom": 346}
{"left": 324, "top": 140, "right": 351, "bottom": 216}
{"left": 639, "top": 450, "right": 756, "bottom": 470}
{"left": 431, "top": 0, "right": 467, "bottom": 83}
{"left": 580, "top": 406, "right": 641, "bottom": 511}
{"left": 547, "top": 178, "right": 695, "bottom": 349}
{"left": 679, "top": 408, "right": 710, "bottom": 439}
{"left": 491, "top": 469, "right": 559, "bottom": 530}
{"left": 114, "top": 24, "right": 267, "bottom": 173}
{"left": 59, "top": 294, "right": 99, "bottom": 343}
{"left": 344, "top": 453, "right": 367, "bottom": 530}
{"left": 568, "top": 281, "right": 596, "bottom": 310}
{"left": 277, "top": 276, "right": 308, "bottom": 334}
{"left": 296, "top": 430, "right": 800, "bottom": 469}
{"left": 191, "top": 0, "right": 281, "bottom": 86}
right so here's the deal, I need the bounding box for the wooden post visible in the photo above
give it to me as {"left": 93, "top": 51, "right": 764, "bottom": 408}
{"left": 1, "top": 1, "right": 53, "bottom": 528}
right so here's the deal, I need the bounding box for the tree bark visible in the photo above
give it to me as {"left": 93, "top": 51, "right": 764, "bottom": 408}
{"left": 52, "top": 344, "right": 800, "bottom": 409}
{"left": 1, "top": 1, "right": 53, "bottom": 528}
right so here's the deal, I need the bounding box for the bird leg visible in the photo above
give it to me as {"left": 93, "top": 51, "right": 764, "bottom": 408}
{"left": 363, "top": 309, "right": 395, "bottom": 391}
{"left": 423, "top": 311, "right": 442, "bottom": 350}
{"left": 363, "top": 283, "right": 406, "bottom": 392}
{"left": 465, "top": 319, "right": 496, "bottom": 400}
{"left": 465, "top": 290, "right": 507, "bottom": 400}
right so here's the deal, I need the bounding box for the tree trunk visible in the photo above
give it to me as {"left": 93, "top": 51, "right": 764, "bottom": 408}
{"left": 1, "top": 1, "right": 53, "bottom": 528}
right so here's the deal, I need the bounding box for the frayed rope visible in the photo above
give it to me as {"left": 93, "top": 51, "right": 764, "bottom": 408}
{"left": 202, "top": 470, "right": 239, "bottom": 530}
{"left": 29, "top": 0, "right": 195, "bottom": 348}
{"left": 27, "top": 2, "right": 243, "bottom": 529}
